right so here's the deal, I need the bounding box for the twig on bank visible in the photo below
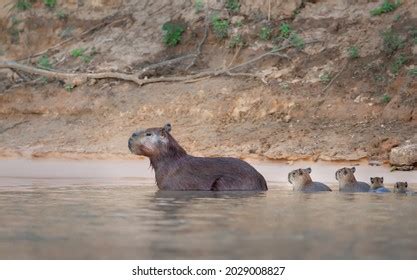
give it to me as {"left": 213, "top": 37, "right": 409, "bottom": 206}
{"left": 322, "top": 62, "right": 348, "bottom": 93}
{"left": 185, "top": 5, "right": 210, "bottom": 71}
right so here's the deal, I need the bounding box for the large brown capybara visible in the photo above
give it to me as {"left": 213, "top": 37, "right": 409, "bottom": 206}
{"left": 128, "top": 124, "right": 268, "bottom": 191}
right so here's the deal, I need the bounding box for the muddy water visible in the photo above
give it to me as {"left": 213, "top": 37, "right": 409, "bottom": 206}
{"left": 0, "top": 159, "right": 416, "bottom": 259}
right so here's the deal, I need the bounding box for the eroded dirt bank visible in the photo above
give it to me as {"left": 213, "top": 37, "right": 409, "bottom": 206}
{"left": 0, "top": 0, "right": 416, "bottom": 165}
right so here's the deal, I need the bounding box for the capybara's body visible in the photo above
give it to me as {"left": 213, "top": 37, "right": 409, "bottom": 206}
{"left": 154, "top": 155, "right": 267, "bottom": 191}
{"left": 128, "top": 124, "right": 267, "bottom": 191}
{"left": 335, "top": 167, "right": 370, "bottom": 192}
{"left": 288, "top": 168, "right": 331, "bottom": 192}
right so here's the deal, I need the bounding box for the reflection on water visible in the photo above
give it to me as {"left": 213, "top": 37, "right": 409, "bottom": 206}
{"left": 0, "top": 177, "right": 417, "bottom": 260}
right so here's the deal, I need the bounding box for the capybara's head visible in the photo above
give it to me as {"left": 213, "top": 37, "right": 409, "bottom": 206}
{"left": 394, "top": 182, "right": 408, "bottom": 193}
{"left": 288, "top": 167, "right": 312, "bottom": 185}
{"left": 128, "top": 123, "right": 173, "bottom": 157}
{"left": 370, "top": 177, "right": 384, "bottom": 189}
{"left": 335, "top": 167, "right": 356, "bottom": 182}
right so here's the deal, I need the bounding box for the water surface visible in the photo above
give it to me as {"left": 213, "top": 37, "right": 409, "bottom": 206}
{"left": 0, "top": 159, "right": 416, "bottom": 259}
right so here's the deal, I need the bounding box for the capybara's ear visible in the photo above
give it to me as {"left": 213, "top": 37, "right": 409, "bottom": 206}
{"left": 405, "top": 182, "right": 408, "bottom": 188}
{"left": 288, "top": 172, "right": 293, "bottom": 184}
{"left": 381, "top": 177, "right": 384, "bottom": 183}
{"left": 370, "top": 177, "right": 374, "bottom": 184}
{"left": 351, "top": 167, "right": 356, "bottom": 173}
{"left": 163, "top": 123, "right": 172, "bottom": 133}
{"left": 305, "top": 167, "right": 312, "bottom": 173}
{"left": 335, "top": 170, "right": 339, "bottom": 180}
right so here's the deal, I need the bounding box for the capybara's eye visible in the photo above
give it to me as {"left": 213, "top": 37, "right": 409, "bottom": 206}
{"left": 145, "top": 133, "right": 152, "bottom": 136}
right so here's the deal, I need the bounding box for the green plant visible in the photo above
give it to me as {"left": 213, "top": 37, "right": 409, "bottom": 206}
{"left": 410, "top": 28, "right": 417, "bottom": 44}
{"left": 225, "top": 0, "right": 240, "bottom": 13}
{"left": 64, "top": 83, "right": 75, "bottom": 92}
{"left": 228, "top": 34, "right": 243, "bottom": 48}
{"left": 70, "top": 48, "right": 94, "bottom": 63}
{"left": 56, "top": 10, "right": 68, "bottom": 20}
{"left": 348, "top": 46, "right": 360, "bottom": 59}
{"left": 394, "top": 14, "right": 401, "bottom": 21}
{"left": 43, "top": 0, "right": 57, "bottom": 9}
{"left": 211, "top": 15, "right": 229, "bottom": 39}
{"left": 381, "top": 29, "right": 403, "bottom": 55}
{"left": 408, "top": 68, "right": 417, "bottom": 77}
{"left": 319, "top": 72, "right": 332, "bottom": 84}
{"left": 289, "top": 32, "right": 304, "bottom": 50}
{"left": 195, "top": 0, "right": 204, "bottom": 13}
{"left": 391, "top": 54, "right": 407, "bottom": 74}
{"left": 70, "top": 48, "right": 86, "bottom": 58}
{"left": 37, "top": 55, "right": 52, "bottom": 70}
{"left": 259, "top": 26, "right": 272, "bottom": 41}
{"left": 234, "top": 19, "right": 243, "bottom": 27}
{"left": 381, "top": 94, "right": 391, "bottom": 104}
{"left": 16, "top": 0, "right": 31, "bottom": 11}
{"left": 162, "top": 22, "right": 185, "bottom": 46}
{"left": 370, "top": 0, "right": 401, "bottom": 16}
{"left": 8, "top": 17, "right": 22, "bottom": 44}
{"left": 279, "top": 23, "right": 291, "bottom": 38}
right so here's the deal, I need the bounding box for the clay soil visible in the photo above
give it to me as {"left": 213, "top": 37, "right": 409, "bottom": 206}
{"left": 0, "top": 0, "right": 416, "bottom": 164}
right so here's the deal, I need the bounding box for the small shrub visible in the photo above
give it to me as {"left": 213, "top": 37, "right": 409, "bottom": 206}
{"left": 370, "top": 0, "right": 401, "bottom": 16}
{"left": 56, "top": 10, "right": 68, "bottom": 20}
{"left": 259, "top": 26, "right": 272, "bottom": 41}
{"left": 408, "top": 68, "right": 417, "bottom": 77}
{"left": 390, "top": 54, "right": 407, "bottom": 74}
{"left": 162, "top": 22, "right": 185, "bottom": 46}
{"left": 37, "top": 55, "right": 52, "bottom": 70}
{"left": 279, "top": 22, "right": 292, "bottom": 38}
{"left": 16, "top": 0, "right": 31, "bottom": 11}
{"left": 228, "top": 34, "right": 244, "bottom": 48}
{"left": 289, "top": 32, "right": 304, "bottom": 50}
{"left": 381, "top": 94, "right": 391, "bottom": 104}
{"left": 381, "top": 29, "right": 403, "bottom": 55}
{"left": 195, "top": 0, "right": 204, "bottom": 13}
{"left": 70, "top": 48, "right": 94, "bottom": 63}
{"left": 64, "top": 83, "right": 75, "bottom": 92}
{"left": 43, "top": 0, "right": 57, "bottom": 9}
{"left": 225, "top": 0, "right": 240, "bottom": 13}
{"left": 348, "top": 46, "right": 360, "bottom": 59}
{"left": 211, "top": 15, "right": 229, "bottom": 39}
{"left": 70, "top": 48, "right": 86, "bottom": 58}
{"left": 319, "top": 72, "right": 332, "bottom": 84}
{"left": 410, "top": 28, "right": 417, "bottom": 45}
{"left": 8, "top": 17, "right": 22, "bottom": 44}
{"left": 234, "top": 19, "right": 243, "bottom": 27}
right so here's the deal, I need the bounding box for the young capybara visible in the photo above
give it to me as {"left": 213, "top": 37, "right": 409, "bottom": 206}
{"left": 393, "top": 182, "right": 409, "bottom": 194}
{"left": 288, "top": 167, "right": 332, "bottom": 192}
{"left": 128, "top": 124, "right": 268, "bottom": 191}
{"left": 369, "top": 177, "right": 390, "bottom": 193}
{"left": 335, "top": 167, "right": 370, "bottom": 192}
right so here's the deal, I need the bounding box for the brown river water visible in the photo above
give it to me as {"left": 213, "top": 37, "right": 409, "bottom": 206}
{"left": 0, "top": 159, "right": 416, "bottom": 259}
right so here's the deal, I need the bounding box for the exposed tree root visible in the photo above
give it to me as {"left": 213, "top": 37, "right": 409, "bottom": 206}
{"left": 0, "top": 40, "right": 322, "bottom": 87}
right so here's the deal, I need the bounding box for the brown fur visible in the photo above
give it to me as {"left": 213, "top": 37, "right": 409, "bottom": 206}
{"left": 288, "top": 167, "right": 331, "bottom": 192}
{"left": 370, "top": 177, "right": 384, "bottom": 190}
{"left": 128, "top": 124, "right": 268, "bottom": 191}
{"left": 394, "top": 182, "right": 408, "bottom": 193}
{"left": 335, "top": 167, "right": 370, "bottom": 192}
